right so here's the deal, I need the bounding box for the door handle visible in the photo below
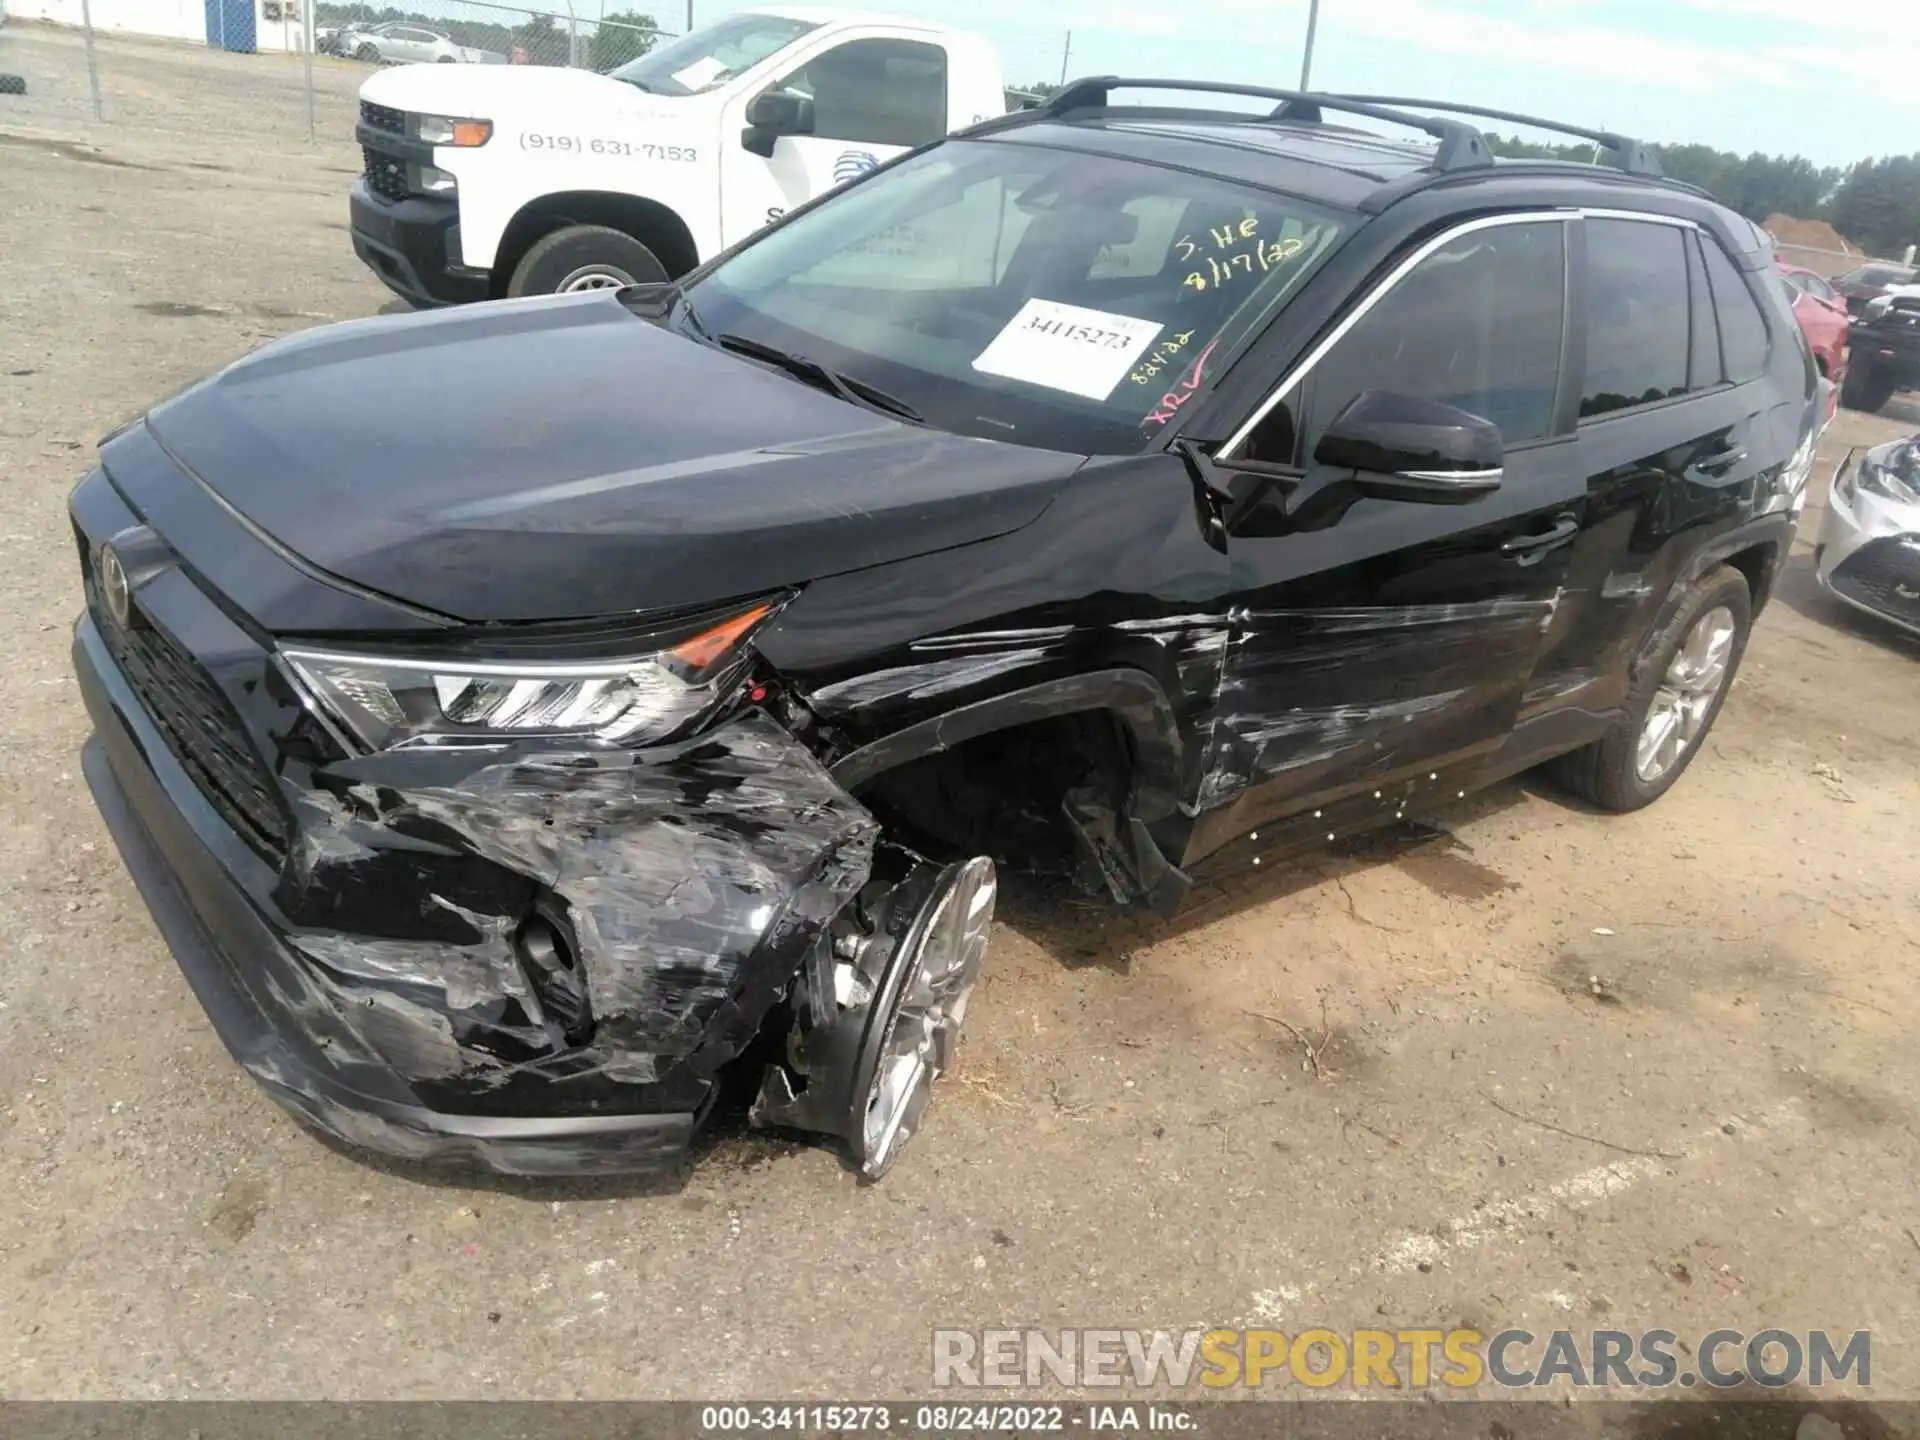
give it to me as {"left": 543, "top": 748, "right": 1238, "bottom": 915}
{"left": 1696, "top": 447, "right": 1747, "bottom": 477}
{"left": 1501, "top": 515, "right": 1580, "bottom": 559}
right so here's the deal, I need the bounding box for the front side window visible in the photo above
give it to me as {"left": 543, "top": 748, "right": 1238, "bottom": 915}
{"left": 1582, "top": 218, "right": 1690, "bottom": 419}
{"left": 690, "top": 140, "right": 1349, "bottom": 453}
{"left": 1302, "top": 220, "right": 1567, "bottom": 454}
{"left": 773, "top": 39, "right": 949, "bottom": 148}
{"left": 609, "top": 13, "right": 820, "bottom": 93}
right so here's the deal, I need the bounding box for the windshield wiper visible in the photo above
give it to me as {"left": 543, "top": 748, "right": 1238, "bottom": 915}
{"left": 715, "top": 332, "right": 924, "bottom": 425}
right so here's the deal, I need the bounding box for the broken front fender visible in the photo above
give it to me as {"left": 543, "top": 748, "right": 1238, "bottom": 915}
{"left": 79, "top": 604, "right": 877, "bottom": 1174}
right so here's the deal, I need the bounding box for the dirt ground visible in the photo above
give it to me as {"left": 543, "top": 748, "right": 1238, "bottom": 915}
{"left": 3, "top": 22, "right": 1919, "bottom": 1404}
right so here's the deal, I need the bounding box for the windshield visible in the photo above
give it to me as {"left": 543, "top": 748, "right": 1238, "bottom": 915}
{"left": 1844, "top": 265, "right": 1914, "bottom": 287}
{"left": 609, "top": 13, "right": 819, "bottom": 92}
{"left": 685, "top": 139, "right": 1350, "bottom": 454}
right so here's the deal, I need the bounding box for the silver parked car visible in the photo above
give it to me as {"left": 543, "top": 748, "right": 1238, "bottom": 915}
{"left": 346, "top": 23, "right": 496, "bottom": 64}
{"left": 1817, "top": 434, "right": 1920, "bottom": 639}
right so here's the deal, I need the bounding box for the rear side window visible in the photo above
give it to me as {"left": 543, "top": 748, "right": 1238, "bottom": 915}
{"left": 1582, "top": 219, "right": 1690, "bottom": 419}
{"left": 793, "top": 39, "right": 949, "bottom": 149}
{"left": 1701, "top": 240, "right": 1771, "bottom": 383}
{"left": 1687, "top": 236, "right": 1722, "bottom": 389}
{"left": 1290, "top": 220, "right": 1567, "bottom": 454}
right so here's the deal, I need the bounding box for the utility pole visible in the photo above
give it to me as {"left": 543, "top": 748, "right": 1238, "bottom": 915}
{"left": 1298, "top": 0, "right": 1320, "bottom": 90}
{"left": 1059, "top": 29, "right": 1071, "bottom": 86}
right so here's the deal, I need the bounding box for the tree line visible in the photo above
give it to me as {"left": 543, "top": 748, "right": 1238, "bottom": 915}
{"left": 1006, "top": 80, "right": 1917, "bottom": 258}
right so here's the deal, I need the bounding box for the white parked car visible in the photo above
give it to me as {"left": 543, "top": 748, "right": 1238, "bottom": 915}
{"left": 348, "top": 6, "right": 1007, "bottom": 303}
{"left": 348, "top": 23, "right": 495, "bottom": 66}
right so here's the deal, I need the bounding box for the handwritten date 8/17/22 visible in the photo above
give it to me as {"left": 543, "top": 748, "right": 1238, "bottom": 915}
{"left": 517, "top": 133, "right": 698, "bottom": 163}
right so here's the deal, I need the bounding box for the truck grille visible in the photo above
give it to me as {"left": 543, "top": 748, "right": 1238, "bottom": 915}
{"left": 1830, "top": 537, "right": 1920, "bottom": 632}
{"left": 96, "top": 606, "right": 291, "bottom": 864}
{"left": 360, "top": 99, "right": 407, "bottom": 135}
{"left": 362, "top": 145, "right": 410, "bottom": 203}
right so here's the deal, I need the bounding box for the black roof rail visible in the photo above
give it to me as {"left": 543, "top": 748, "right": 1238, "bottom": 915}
{"left": 1042, "top": 77, "right": 1495, "bottom": 173}
{"left": 1302, "top": 95, "right": 1663, "bottom": 178}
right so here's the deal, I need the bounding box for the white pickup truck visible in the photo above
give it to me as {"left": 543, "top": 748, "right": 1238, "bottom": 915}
{"left": 349, "top": 6, "right": 1008, "bottom": 305}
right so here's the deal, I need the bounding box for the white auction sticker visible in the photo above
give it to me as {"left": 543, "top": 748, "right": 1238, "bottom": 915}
{"left": 971, "top": 299, "right": 1164, "bottom": 401}
{"left": 671, "top": 56, "right": 728, "bottom": 90}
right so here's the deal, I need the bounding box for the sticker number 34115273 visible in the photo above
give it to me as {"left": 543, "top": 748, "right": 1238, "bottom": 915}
{"left": 971, "top": 299, "right": 1165, "bottom": 401}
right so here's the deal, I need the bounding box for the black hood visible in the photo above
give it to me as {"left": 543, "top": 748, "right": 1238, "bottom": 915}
{"left": 142, "top": 292, "right": 1082, "bottom": 624}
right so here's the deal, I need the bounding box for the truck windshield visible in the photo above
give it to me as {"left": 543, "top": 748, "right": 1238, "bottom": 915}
{"left": 685, "top": 139, "right": 1350, "bottom": 454}
{"left": 609, "top": 13, "right": 820, "bottom": 94}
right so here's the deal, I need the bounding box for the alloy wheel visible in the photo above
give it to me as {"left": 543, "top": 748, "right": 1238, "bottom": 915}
{"left": 1635, "top": 604, "right": 1737, "bottom": 783}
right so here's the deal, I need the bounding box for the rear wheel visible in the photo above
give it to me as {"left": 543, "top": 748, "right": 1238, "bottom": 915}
{"left": 1545, "top": 565, "right": 1750, "bottom": 812}
{"left": 1842, "top": 359, "right": 1897, "bottom": 413}
{"left": 751, "top": 853, "right": 998, "bottom": 1180}
{"left": 354, "top": 42, "right": 379, "bottom": 61}
{"left": 506, "top": 223, "right": 667, "bottom": 297}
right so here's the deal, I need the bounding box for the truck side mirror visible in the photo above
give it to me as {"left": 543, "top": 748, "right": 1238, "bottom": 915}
{"left": 742, "top": 89, "right": 815, "bottom": 158}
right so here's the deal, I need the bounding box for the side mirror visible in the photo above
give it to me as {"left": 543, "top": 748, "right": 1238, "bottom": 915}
{"left": 741, "top": 89, "right": 815, "bottom": 157}
{"left": 1312, "top": 390, "right": 1504, "bottom": 504}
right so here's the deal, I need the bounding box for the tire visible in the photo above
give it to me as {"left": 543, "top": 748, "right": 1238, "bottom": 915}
{"left": 437, "top": 54, "right": 455, "bottom": 62}
{"left": 1545, "top": 564, "right": 1751, "bottom": 812}
{"left": 354, "top": 43, "right": 379, "bottom": 62}
{"left": 750, "top": 853, "right": 998, "bottom": 1180}
{"left": 1841, "top": 359, "right": 1896, "bottom": 413}
{"left": 0, "top": 74, "right": 26, "bottom": 97}
{"left": 507, "top": 223, "right": 668, "bottom": 297}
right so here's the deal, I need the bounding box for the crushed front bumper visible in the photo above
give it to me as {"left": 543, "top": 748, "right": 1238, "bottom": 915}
{"left": 1814, "top": 455, "right": 1920, "bottom": 639}
{"left": 72, "top": 515, "right": 877, "bottom": 1174}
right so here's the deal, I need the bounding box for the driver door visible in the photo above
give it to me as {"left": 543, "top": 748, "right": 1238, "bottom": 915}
{"left": 719, "top": 36, "right": 951, "bottom": 247}
{"left": 1185, "top": 215, "right": 1589, "bottom": 858}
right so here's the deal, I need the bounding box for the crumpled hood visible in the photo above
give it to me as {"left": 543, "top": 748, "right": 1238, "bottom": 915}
{"left": 143, "top": 293, "right": 1082, "bottom": 623}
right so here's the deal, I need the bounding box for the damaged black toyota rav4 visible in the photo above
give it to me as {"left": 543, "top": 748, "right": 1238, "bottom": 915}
{"left": 73, "top": 83, "right": 1816, "bottom": 1179}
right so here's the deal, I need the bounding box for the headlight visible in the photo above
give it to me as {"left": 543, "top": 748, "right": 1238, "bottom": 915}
{"left": 414, "top": 114, "right": 492, "bottom": 146}
{"left": 282, "top": 599, "right": 777, "bottom": 753}
{"left": 1850, "top": 447, "right": 1920, "bottom": 506}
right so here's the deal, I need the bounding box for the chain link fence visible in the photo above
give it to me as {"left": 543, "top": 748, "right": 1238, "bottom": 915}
{"left": 0, "top": 0, "right": 674, "bottom": 149}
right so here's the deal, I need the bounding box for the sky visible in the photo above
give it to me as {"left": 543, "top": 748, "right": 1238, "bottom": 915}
{"left": 675, "top": 0, "right": 1913, "bottom": 169}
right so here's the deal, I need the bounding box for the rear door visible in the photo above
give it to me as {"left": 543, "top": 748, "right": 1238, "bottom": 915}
{"left": 1522, "top": 215, "right": 1777, "bottom": 723}
{"left": 1184, "top": 213, "right": 1586, "bottom": 858}
{"left": 720, "top": 36, "right": 951, "bottom": 244}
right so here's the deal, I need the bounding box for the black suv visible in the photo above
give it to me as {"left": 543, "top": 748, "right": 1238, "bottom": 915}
{"left": 1843, "top": 286, "right": 1920, "bottom": 413}
{"left": 71, "top": 82, "right": 1816, "bottom": 1180}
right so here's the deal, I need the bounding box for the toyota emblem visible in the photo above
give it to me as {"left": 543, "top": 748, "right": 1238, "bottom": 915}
{"left": 97, "top": 542, "right": 134, "bottom": 629}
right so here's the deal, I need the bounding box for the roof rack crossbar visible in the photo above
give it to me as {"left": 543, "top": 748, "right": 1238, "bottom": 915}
{"left": 1042, "top": 77, "right": 1495, "bottom": 174}
{"left": 1308, "top": 95, "right": 1662, "bottom": 177}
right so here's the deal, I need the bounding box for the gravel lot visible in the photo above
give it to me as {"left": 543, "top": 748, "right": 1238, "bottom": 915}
{"left": 3, "top": 22, "right": 1919, "bottom": 1404}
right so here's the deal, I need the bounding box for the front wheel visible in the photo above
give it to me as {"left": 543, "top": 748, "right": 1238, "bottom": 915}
{"left": 354, "top": 43, "right": 379, "bottom": 61}
{"left": 506, "top": 224, "right": 668, "bottom": 297}
{"left": 752, "top": 854, "right": 998, "bottom": 1180}
{"left": 1545, "top": 564, "right": 1751, "bottom": 812}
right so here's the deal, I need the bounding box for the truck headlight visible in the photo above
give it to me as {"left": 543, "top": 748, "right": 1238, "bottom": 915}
{"left": 415, "top": 114, "right": 492, "bottom": 146}
{"left": 281, "top": 599, "right": 778, "bottom": 753}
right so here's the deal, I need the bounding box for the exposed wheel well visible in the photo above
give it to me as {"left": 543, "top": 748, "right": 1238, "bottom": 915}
{"left": 491, "top": 193, "right": 699, "bottom": 297}
{"left": 1721, "top": 541, "right": 1778, "bottom": 614}
{"left": 849, "top": 712, "right": 1135, "bottom": 886}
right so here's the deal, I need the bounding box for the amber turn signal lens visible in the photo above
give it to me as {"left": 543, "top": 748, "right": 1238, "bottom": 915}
{"left": 451, "top": 120, "right": 493, "bottom": 147}
{"left": 670, "top": 603, "right": 774, "bottom": 670}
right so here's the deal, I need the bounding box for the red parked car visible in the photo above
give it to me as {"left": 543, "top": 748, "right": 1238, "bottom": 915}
{"left": 1777, "top": 262, "right": 1850, "bottom": 422}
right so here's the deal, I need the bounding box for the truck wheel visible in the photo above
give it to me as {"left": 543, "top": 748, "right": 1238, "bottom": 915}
{"left": 507, "top": 224, "right": 668, "bottom": 296}
{"left": 0, "top": 74, "right": 26, "bottom": 97}
{"left": 355, "top": 42, "right": 379, "bottom": 61}
{"left": 1841, "top": 360, "right": 1896, "bottom": 413}
{"left": 1544, "top": 564, "right": 1750, "bottom": 813}
{"left": 751, "top": 853, "right": 998, "bottom": 1180}
{"left": 437, "top": 55, "right": 455, "bottom": 62}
